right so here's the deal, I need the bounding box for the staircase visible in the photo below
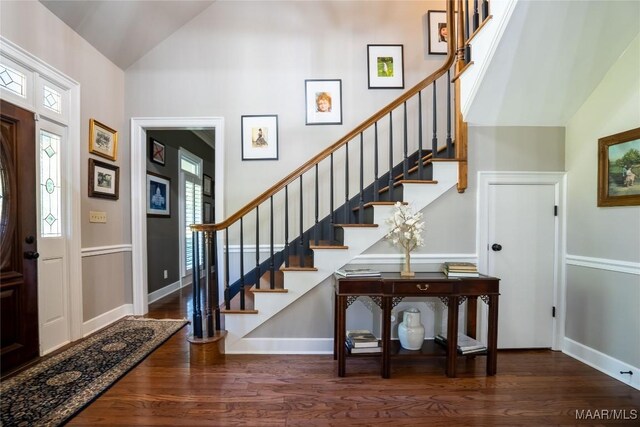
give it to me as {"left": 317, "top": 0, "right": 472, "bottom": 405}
{"left": 190, "top": 0, "right": 493, "bottom": 353}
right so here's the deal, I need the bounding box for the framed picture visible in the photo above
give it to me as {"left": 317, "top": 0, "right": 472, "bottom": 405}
{"left": 88, "top": 158, "right": 119, "bottom": 200}
{"left": 367, "top": 45, "right": 404, "bottom": 89}
{"left": 203, "top": 174, "right": 213, "bottom": 197}
{"left": 597, "top": 127, "right": 640, "bottom": 207}
{"left": 241, "top": 115, "right": 279, "bottom": 160}
{"left": 146, "top": 172, "right": 171, "bottom": 217}
{"left": 89, "top": 118, "right": 118, "bottom": 161}
{"left": 305, "top": 79, "right": 342, "bottom": 125}
{"left": 204, "top": 202, "right": 212, "bottom": 223}
{"left": 149, "top": 138, "right": 166, "bottom": 166}
{"left": 427, "top": 10, "right": 449, "bottom": 55}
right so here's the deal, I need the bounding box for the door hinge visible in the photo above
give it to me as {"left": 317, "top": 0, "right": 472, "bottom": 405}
{"left": 554, "top": 205, "right": 558, "bottom": 216}
{"left": 34, "top": 112, "right": 40, "bottom": 122}
{"left": 552, "top": 306, "right": 556, "bottom": 317}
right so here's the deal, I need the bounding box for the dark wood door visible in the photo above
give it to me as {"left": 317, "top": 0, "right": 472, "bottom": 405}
{"left": 1, "top": 100, "right": 39, "bottom": 375}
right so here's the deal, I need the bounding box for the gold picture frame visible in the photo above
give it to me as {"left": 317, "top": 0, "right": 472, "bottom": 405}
{"left": 89, "top": 118, "right": 118, "bottom": 161}
{"left": 597, "top": 127, "right": 640, "bottom": 207}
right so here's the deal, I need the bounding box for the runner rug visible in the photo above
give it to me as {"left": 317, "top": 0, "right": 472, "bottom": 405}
{"left": 1, "top": 316, "right": 187, "bottom": 426}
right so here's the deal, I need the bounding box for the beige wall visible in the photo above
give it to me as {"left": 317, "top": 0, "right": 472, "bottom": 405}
{"left": 0, "top": 1, "right": 130, "bottom": 321}
{"left": 564, "top": 33, "right": 640, "bottom": 366}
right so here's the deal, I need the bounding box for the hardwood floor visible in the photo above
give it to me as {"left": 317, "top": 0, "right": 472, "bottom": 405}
{"left": 68, "top": 286, "right": 640, "bottom": 426}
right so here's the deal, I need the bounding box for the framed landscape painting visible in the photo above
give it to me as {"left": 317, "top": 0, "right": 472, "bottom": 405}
{"left": 597, "top": 127, "right": 640, "bottom": 207}
{"left": 89, "top": 119, "right": 118, "bottom": 161}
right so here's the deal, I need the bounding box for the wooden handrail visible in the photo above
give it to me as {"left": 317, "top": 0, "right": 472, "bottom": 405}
{"left": 193, "top": 2, "right": 457, "bottom": 233}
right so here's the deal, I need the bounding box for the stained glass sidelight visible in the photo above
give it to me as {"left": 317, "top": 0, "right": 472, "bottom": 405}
{"left": 43, "top": 85, "right": 62, "bottom": 114}
{"left": 0, "top": 64, "right": 26, "bottom": 98}
{"left": 40, "top": 130, "right": 61, "bottom": 237}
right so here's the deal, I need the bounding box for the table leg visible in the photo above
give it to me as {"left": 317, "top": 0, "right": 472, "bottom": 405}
{"left": 382, "top": 296, "right": 391, "bottom": 379}
{"left": 446, "top": 295, "right": 459, "bottom": 378}
{"left": 466, "top": 296, "right": 478, "bottom": 339}
{"left": 487, "top": 294, "right": 499, "bottom": 376}
{"left": 333, "top": 293, "right": 338, "bottom": 360}
{"left": 337, "top": 295, "right": 347, "bottom": 377}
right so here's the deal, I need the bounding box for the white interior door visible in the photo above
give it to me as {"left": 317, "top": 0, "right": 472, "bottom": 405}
{"left": 487, "top": 183, "right": 556, "bottom": 349}
{"left": 37, "top": 120, "right": 70, "bottom": 353}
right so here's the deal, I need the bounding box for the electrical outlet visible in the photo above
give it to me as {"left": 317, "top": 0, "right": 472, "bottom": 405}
{"left": 163, "top": 270, "right": 168, "bottom": 279}
{"left": 89, "top": 211, "right": 107, "bottom": 223}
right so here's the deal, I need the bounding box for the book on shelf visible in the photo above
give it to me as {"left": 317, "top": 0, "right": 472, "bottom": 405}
{"left": 345, "top": 342, "right": 382, "bottom": 354}
{"left": 346, "top": 330, "right": 379, "bottom": 348}
{"left": 434, "top": 333, "right": 487, "bottom": 353}
{"left": 444, "top": 270, "right": 480, "bottom": 278}
{"left": 335, "top": 268, "right": 381, "bottom": 277}
{"left": 443, "top": 262, "right": 478, "bottom": 271}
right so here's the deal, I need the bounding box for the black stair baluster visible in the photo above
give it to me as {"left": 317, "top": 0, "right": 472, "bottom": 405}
{"left": 343, "top": 142, "right": 349, "bottom": 223}
{"left": 285, "top": 185, "right": 290, "bottom": 268}
{"left": 373, "top": 122, "right": 379, "bottom": 202}
{"left": 403, "top": 102, "right": 408, "bottom": 180}
{"left": 255, "top": 206, "right": 260, "bottom": 289}
{"left": 465, "top": 0, "right": 472, "bottom": 63}
{"left": 473, "top": 0, "right": 480, "bottom": 32}
{"left": 192, "top": 230, "right": 203, "bottom": 338}
{"left": 314, "top": 164, "right": 319, "bottom": 246}
{"left": 239, "top": 219, "right": 245, "bottom": 310}
{"left": 446, "top": 69, "right": 453, "bottom": 157}
{"left": 269, "top": 196, "right": 275, "bottom": 290}
{"left": 224, "top": 227, "right": 230, "bottom": 312}
{"left": 388, "top": 111, "right": 394, "bottom": 200}
{"left": 299, "top": 175, "right": 305, "bottom": 267}
{"left": 432, "top": 81, "right": 438, "bottom": 158}
{"left": 329, "top": 153, "right": 335, "bottom": 243}
{"left": 483, "top": 0, "right": 489, "bottom": 22}
{"left": 418, "top": 90, "right": 424, "bottom": 180}
{"left": 358, "top": 133, "right": 364, "bottom": 223}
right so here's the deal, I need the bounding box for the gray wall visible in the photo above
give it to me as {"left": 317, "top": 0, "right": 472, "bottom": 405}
{"left": 146, "top": 130, "right": 214, "bottom": 294}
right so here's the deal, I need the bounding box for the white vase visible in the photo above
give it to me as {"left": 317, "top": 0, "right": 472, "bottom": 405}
{"left": 398, "top": 307, "right": 425, "bottom": 350}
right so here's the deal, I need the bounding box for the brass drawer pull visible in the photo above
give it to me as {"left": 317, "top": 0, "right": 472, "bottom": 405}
{"left": 416, "top": 284, "right": 430, "bottom": 291}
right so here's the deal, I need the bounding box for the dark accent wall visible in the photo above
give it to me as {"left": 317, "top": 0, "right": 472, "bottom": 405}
{"left": 146, "top": 130, "right": 215, "bottom": 295}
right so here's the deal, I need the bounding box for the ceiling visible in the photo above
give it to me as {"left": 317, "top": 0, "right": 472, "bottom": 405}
{"left": 39, "top": 0, "right": 215, "bottom": 70}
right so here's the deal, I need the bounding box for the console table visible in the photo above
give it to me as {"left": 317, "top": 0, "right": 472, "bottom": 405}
{"left": 333, "top": 272, "right": 500, "bottom": 378}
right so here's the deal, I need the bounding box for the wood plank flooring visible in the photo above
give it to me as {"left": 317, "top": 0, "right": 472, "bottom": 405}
{"left": 68, "top": 286, "right": 640, "bottom": 426}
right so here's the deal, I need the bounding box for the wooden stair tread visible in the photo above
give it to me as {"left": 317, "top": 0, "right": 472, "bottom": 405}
{"left": 309, "top": 244, "right": 349, "bottom": 249}
{"left": 251, "top": 287, "right": 288, "bottom": 293}
{"left": 281, "top": 266, "right": 318, "bottom": 271}
{"left": 352, "top": 201, "right": 407, "bottom": 212}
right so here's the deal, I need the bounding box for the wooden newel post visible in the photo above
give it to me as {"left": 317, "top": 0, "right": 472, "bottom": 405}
{"left": 454, "top": 0, "right": 468, "bottom": 193}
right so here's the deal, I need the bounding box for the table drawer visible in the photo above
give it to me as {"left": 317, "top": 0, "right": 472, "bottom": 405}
{"left": 392, "top": 281, "right": 452, "bottom": 295}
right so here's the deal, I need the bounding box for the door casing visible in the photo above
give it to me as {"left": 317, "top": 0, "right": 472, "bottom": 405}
{"left": 477, "top": 171, "right": 567, "bottom": 351}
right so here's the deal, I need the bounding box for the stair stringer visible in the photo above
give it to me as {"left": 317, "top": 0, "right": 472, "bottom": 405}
{"left": 224, "top": 161, "right": 459, "bottom": 353}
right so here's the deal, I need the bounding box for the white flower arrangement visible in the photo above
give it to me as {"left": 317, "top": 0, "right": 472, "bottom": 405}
{"left": 385, "top": 202, "right": 425, "bottom": 253}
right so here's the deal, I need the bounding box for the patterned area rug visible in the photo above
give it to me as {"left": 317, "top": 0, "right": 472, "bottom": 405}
{"left": 0, "top": 316, "right": 187, "bottom": 426}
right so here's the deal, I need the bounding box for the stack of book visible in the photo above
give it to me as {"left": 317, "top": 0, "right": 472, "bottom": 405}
{"left": 335, "top": 268, "right": 381, "bottom": 278}
{"left": 434, "top": 332, "right": 487, "bottom": 355}
{"left": 345, "top": 329, "right": 381, "bottom": 354}
{"left": 443, "top": 262, "right": 479, "bottom": 277}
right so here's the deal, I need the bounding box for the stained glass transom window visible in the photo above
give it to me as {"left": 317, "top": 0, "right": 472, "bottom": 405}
{"left": 40, "top": 130, "right": 61, "bottom": 237}
{"left": 43, "top": 85, "right": 62, "bottom": 114}
{"left": 0, "top": 64, "right": 26, "bottom": 98}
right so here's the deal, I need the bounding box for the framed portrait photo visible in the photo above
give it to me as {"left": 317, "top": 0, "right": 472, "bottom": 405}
{"left": 305, "top": 79, "right": 342, "bottom": 125}
{"left": 149, "top": 137, "right": 166, "bottom": 166}
{"left": 367, "top": 44, "right": 404, "bottom": 89}
{"left": 88, "top": 158, "right": 119, "bottom": 200}
{"left": 597, "top": 127, "right": 640, "bottom": 207}
{"left": 89, "top": 118, "right": 118, "bottom": 161}
{"left": 203, "top": 174, "right": 213, "bottom": 197}
{"left": 241, "top": 115, "right": 279, "bottom": 160}
{"left": 147, "top": 172, "right": 171, "bottom": 217}
{"left": 427, "top": 10, "right": 449, "bottom": 55}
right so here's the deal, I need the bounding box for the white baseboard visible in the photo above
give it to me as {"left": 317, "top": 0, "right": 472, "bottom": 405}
{"left": 82, "top": 304, "right": 134, "bottom": 337}
{"left": 226, "top": 338, "right": 333, "bottom": 354}
{"left": 563, "top": 337, "right": 639, "bottom": 390}
{"left": 148, "top": 280, "right": 182, "bottom": 304}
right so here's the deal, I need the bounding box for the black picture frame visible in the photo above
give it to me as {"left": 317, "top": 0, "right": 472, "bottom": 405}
{"left": 88, "top": 158, "right": 119, "bottom": 200}
{"left": 305, "top": 79, "right": 343, "bottom": 125}
{"left": 146, "top": 172, "right": 171, "bottom": 217}
{"left": 367, "top": 44, "right": 404, "bottom": 89}
{"left": 203, "top": 174, "right": 213, "bottom": 197}
{"left": 427, "top": 10, "right": 448, "bottom": 55}
{"left": 241, "top": 115, "right": 279, "bottom": 160}
{"left": 149, "top": 137, "right": 166, "bottom": 166}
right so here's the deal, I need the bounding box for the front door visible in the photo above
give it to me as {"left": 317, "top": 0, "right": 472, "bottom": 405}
{"left": 0, "top": 100, "right": 39, "bottom": 374}
{"left": 487, "top": 183, "right": 556, "bottom": 349}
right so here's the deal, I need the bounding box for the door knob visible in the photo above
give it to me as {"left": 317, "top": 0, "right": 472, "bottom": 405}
{"left": 491, "top": 244, "right": 502, "bottom": 252}
{"left": 24, "top": 251, "right": 40, "bottom": 260}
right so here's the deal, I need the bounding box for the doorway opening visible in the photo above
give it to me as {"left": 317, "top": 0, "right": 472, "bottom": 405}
{"left": 130, "top": 117, "right": 225, "bottom": 315}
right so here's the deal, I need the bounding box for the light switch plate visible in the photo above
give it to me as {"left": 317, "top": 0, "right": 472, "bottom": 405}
{"left": 89, "top": 211, "right": 107, "bottom": 223}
